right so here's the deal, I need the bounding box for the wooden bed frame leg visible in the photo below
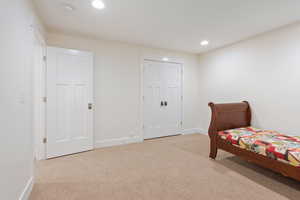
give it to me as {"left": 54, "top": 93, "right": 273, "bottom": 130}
{"left": 208, "top": 102, "right": 218, "bottom": 160}
{"left": 209, "top": 138, "right": 218, "bottom": 159}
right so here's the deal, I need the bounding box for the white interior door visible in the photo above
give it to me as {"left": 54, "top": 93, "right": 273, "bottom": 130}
{"left": 46, "top": 47, "right": 94, "bottom": 158}
{"left": 143, "top": 60, "right": 182, "bottom": 139}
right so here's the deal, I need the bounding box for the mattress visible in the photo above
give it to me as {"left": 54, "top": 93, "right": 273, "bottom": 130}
{"left": 218, "top": 127, "right": 300, "bottom": 167}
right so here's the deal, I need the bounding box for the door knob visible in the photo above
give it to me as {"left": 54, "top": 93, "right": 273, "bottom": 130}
{"left": 161, "top": 101, "right": 164, "bottom": 106}
{"left": 164, "top": 101, "right": 168, "bottom": 106}
{"left": 88, "top": 103, "right": 93, "bottom": 110}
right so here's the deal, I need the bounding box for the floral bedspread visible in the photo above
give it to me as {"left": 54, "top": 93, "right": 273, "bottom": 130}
{"left": 218, "top": 127, "right": 300, "bottom": 167}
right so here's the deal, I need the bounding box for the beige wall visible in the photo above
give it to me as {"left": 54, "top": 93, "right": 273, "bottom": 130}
{"left": 47, "top": 33, "right": 202, "bottom": 146}
{"left": 198, "top": 23, "right": 300, "bottom": 135}
{"left": 0, "top": 0, "right": 45, "bottom": 199}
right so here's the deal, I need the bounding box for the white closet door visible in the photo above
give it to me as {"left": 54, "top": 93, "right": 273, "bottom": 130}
{"left": 143, "top": 60, "right": 182, "bottom": 139}
{"left": 162, "top": 62, "right": 182, "bottom": 136}
{"left": 143, "top": 61, "right": 164, "bottom": 139}
{"left": 46, "top": 47, "right": 94, "bottom": 158}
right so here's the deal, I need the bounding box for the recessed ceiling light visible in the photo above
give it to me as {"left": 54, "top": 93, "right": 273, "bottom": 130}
{"left": 92, "top": 0, "right": 105, "bottom": 10}
{"left": 162, "top": 57, "right": 169, "bottom": 61}
{"left": 62, "top": 4, "right": 75, "bottom": 11}
{"left": 200, "top": 40, "right": 209, "bottom": 46}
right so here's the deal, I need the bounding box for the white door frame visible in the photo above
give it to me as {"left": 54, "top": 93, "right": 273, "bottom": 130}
{"left": 140, "top": 56, "right": 184, "bottom": 140}
{"left": 32, "top": 26, "right": 47, "bottom": 160}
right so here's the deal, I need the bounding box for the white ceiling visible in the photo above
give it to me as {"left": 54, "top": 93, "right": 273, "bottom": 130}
{"left": 34, "top": 0, "right": 300, "bottom": 54}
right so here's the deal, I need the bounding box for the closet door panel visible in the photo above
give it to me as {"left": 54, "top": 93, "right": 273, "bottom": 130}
{"left": 143, "top": 61, "right": 164, "bottom": 139}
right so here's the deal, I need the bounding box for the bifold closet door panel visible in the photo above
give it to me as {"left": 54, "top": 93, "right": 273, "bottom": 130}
{"left": 143, "top": 61, "right": 165, "bottom": 139}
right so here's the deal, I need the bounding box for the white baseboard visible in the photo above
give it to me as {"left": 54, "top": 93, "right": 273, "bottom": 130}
{"left": 19, "top": 176, "right": 34, "bottom": 200}
{"left": 181, "top": 128, "right": 207, "bottom": 135}
{"left": 198, "top": 128, "right": 208, "bottom": 135}
{"left": 95, "top": 128, "right": 207, "bottom": 149}
{"left": 95, "top": 136, "right": 143, "bottom": 149}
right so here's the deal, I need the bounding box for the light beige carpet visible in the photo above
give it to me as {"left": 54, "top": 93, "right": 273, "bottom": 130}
{"left": 30, "top": 134, "right": 300, "bottom": 200}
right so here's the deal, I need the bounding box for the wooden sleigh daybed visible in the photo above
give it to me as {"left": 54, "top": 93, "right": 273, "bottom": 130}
{"left": 208, "top": 101, "right": 300, "bottom": 181}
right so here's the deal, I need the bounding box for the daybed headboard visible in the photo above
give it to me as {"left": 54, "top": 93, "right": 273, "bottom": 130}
{"left": 208, "top": 101, "right": 251, "bottom": 138}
